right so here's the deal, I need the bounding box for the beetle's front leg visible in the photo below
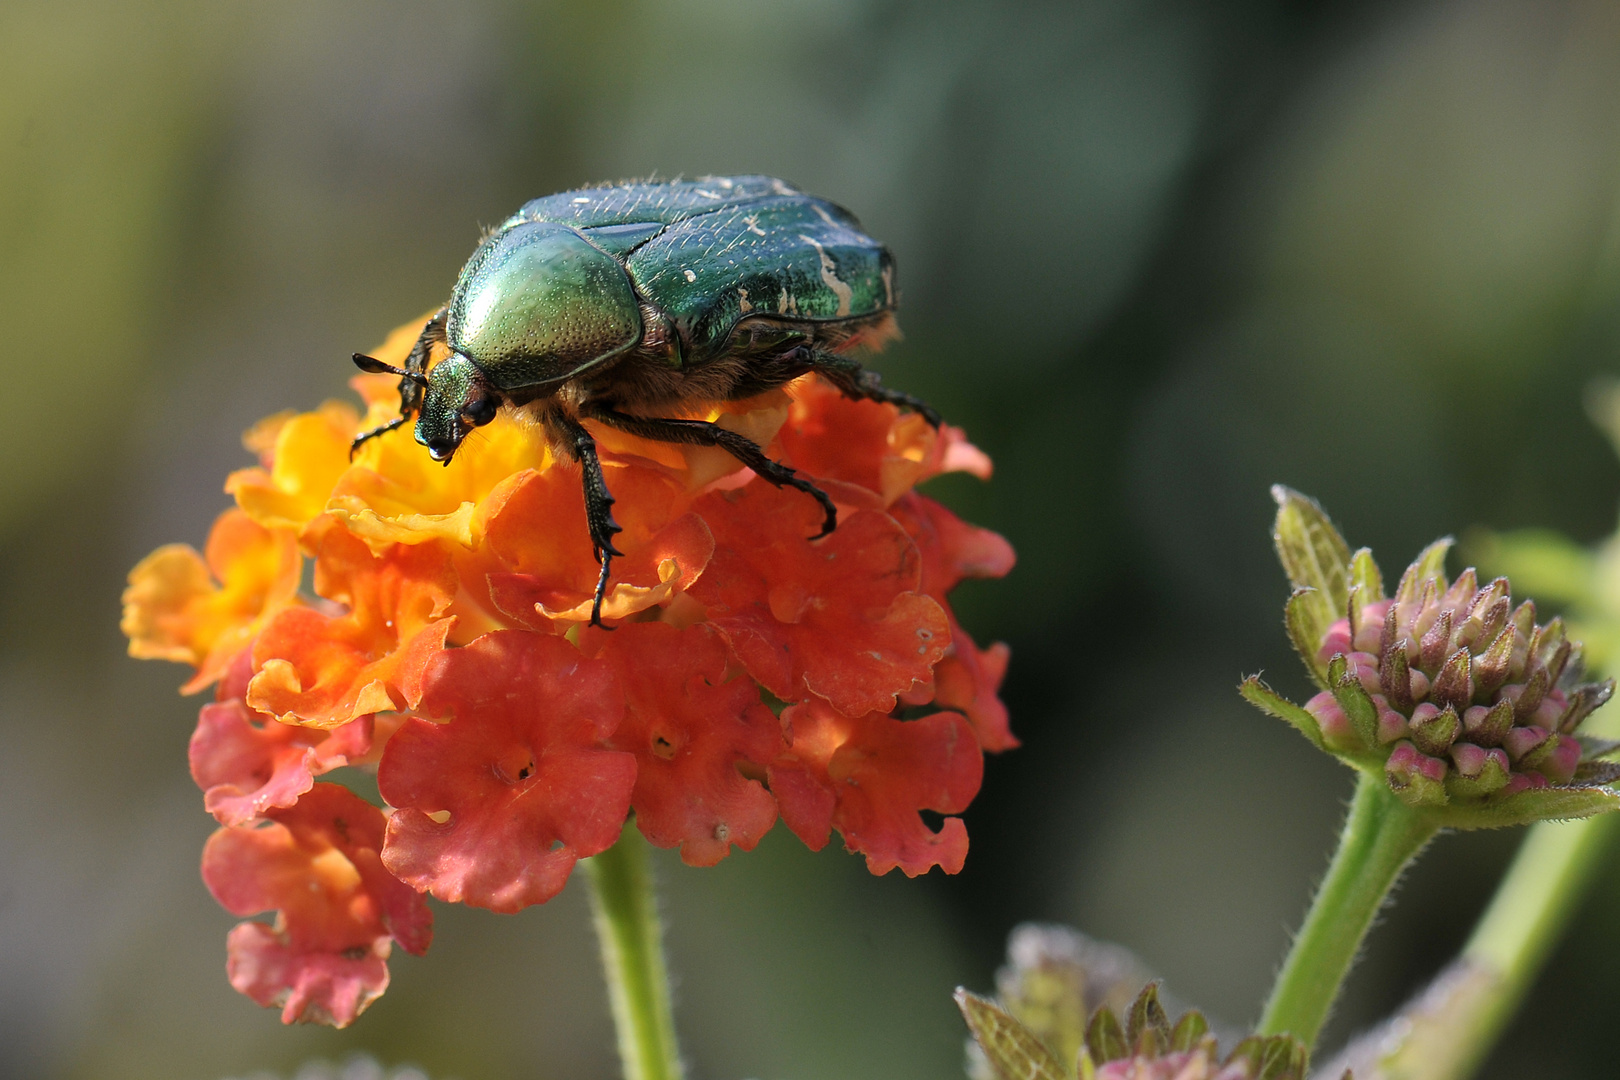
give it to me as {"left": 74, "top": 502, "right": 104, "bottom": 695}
{"left": 402, "top": 308, "right": 449, "bottom": 382}
{"left": 799, "top": 349, "right": 942, "bottom": 428}
{"left": 350, "top": 308, "right": 450, "bottom": 458}
{"left": 549, "top": 410, "right": 624, "bottom": 628}
{"left": 582, "top": 406, "right": 838, "bottom": 538}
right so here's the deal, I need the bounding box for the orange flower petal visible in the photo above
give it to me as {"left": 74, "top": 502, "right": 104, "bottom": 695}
{"left": 226, "top": 402, "right": 361, "bottom": 531}
{"left": 471, "top": 462, "right": 709, "bottom": 626}
{"left": 122, "top": 508, "right": 300, "bottom": 694}
{"left": 777, "top": 377, "right": 992, "bottom": 505}
{"left": 248, "top": 519, "right": 456, "bottom": 728}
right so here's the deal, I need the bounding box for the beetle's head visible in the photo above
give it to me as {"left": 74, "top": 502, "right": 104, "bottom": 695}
{"left": 414, "top": 353, "right": 499, "bottom": 463}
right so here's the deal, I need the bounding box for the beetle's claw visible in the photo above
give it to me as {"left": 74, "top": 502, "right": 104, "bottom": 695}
{"left": 590, "top": 557, "right": 615, "bottom": 630}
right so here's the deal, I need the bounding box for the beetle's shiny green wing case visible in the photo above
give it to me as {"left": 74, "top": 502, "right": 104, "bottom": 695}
{"left": 447, "top": 220, "right": 642, "bottom": 390}
{"left": 508, "top": 175, "right": 799, "bottom": 231}
{"left": 626, "top": 195, "right": 896, "bottom": 354}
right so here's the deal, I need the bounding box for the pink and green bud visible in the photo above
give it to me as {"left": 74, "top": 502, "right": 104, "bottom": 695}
{"left": 1241, "top": 488, "right": 1620, "bottom": 830}
{"left": 958, "top": 980, "right": 1313, "bottom": 1080}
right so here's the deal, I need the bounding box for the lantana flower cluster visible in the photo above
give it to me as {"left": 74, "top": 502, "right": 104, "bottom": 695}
{"left": 122, "top": 316, "right": 1014, "bottom": 1026}
{"left": 1245, "top": 488, "right": 1620, "bottom": 829}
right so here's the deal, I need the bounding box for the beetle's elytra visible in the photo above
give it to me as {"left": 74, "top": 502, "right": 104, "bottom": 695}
{"left": 352, "top": 175, "right": 940, "bottom": 626}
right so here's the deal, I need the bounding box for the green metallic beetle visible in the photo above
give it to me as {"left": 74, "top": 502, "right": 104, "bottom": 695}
{"left": 352, "top": 175, "right": 937, "bottom": 625}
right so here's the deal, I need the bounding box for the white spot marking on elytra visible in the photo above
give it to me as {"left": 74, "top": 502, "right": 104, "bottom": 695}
{"left": 684, "top": 268, "right": 697, "bottom": 283}
{"left": 718, "top": 177, "right": 734, "bottom": 188}
{"left": 812, "top": 204, "right": 842, "bottom": 229}
{"left": 737, "top": 287, "right": 752, "bottom": 313}
{"left": 743, "top": 214, "right": 766, "bottom": 237}
{"left": 771, "top": 178, "right": 795, "bottom": 195}
{"left": 571, "top": 196, "right": 590, "bottom": 204}
{"left": 800, "top": 234, "right": 852, "bottom": 316}
{"left": 696, "top": 188, "right": 720, "bottom": 199}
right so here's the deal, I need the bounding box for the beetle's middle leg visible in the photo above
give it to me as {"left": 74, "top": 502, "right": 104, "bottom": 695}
{"left": 549, "top": 410, "right": 624, "bottom": 628}
{"left": 582, "top": 406, "right": 838, "bottom": 538}
{"left": 798, "top": 348, "right": 942, "bottom": 428}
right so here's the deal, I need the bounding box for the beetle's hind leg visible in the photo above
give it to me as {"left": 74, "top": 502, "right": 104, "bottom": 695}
{"left": 583, "top": 406, "right": 838, "bottom": 538}
{"left": 802, "top": 349, "right": 942, "bottom": 428}
{"left": 550, "top": 411, "right": 625, "bottom": 628}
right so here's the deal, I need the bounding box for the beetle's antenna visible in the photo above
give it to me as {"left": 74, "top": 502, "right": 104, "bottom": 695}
{"left": 353, "top": 353, "right": 430, "bottom": 389}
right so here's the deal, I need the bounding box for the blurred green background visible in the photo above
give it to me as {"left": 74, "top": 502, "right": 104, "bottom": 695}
{"left": 7, "top": 0, "right": 1620, "bottom": 1076}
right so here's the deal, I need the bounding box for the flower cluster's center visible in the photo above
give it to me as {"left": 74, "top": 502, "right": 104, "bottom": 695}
{"left": 1310, "top": 568, "right": 1610, "bottom": 799}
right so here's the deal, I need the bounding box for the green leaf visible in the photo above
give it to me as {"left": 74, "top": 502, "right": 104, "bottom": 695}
{"left": 956, "top": 990, "right": 1071, "bottom": 1080}
{"left": 1469, "top": 527, "right": 1597, "bottom": 609}
{"left": 1224, "top": 1035, "right": 1309, "bottom": 1080}
{"left": 1240, "top": 676, "right": 1324, "bottom": 749}
{"left": 1085, "top": 1006, "right": 1129, "bottom": 1066}
{"left": 1328, "top": 654, "right": 1379, "bottom": 751}
{"left": 1437, "top": 784, "right": 1620, "bottom": 830}
{"left": 1123, "top": 983, "right": 1170, "bottom": 1057}
{"left": 1272, "top": 488, "right": 1351, "bottom": 661}
{"left": 1167, "top": 1010, "right": 1208, "bottom": 1053}
{"left": 1572, "top": 760, "right": 1620, "bottom": 784}
{"left": 1285, "top": 589, "right": 1333, "bottom": 688}
{"left": 1271, "top": 486, "right": 1353, "bottom": 600}
{"left": 1348, "top": 546, "right": 1385, "bottom": 604}
{"left": 1397, "top": 538, "right": 1454, "bottom": 602}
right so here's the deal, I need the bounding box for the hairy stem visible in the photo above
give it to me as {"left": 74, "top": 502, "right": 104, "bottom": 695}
{"left": 1258, "top": 774, "right": 1438, "bottom": 1049}
{"left": 583, "top": 827, "right": 684, "bottom": 1080}
{"left": 1438, "top": 814, "right": 1619, "bottom": 1078}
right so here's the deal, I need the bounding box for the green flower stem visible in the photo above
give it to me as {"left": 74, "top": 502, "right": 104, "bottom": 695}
{"left": 583, "top": 827, "right": 685, "bottom": 1080}
{"left": 1431, "top": 813, "right": 1620, "bottom": 1080}
{"left": 1258, "top": 774, "right": 1438, "bottom": 1049}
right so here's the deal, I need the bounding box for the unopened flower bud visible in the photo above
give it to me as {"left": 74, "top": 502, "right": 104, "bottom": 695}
{"left": 1387, "top": 741, "right": 1449, "bottom": 806}
{"left": 1409, "top": 705, "right": 1459, "bottom": 756}
{"left": 1243, "top": 488, "right": 1620, "bottom": 830}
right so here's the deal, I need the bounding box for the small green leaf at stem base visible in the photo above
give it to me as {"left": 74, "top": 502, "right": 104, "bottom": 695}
{"left": 1240, "top": 676, "right": 1324, "bottom": 749}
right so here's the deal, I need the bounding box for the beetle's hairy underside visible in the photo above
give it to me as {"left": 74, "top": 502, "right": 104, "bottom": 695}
{"left": 352, "top": 175, "right": 938, "bottom": 626}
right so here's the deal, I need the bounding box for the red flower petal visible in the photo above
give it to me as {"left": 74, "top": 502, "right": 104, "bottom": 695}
{"left": 770, "top": 701, "right": 983, "bottom": 876}
{"left": 888, "top": 493, "right": 1015, "bottom": 597}
{"left": 224, "top": 922, "right": 389, "bottom": 1028}
{"left": 888, "top": 493, "right": 1017, "bottom": 750}
{"left": 933, "top": 632, "right": 1015, "bottom": 751}
{"left": 248, "top": 519, "right": 456, "bottom": 728}
{"left": 688, "top": 482, "right": 950, "bottom": 717}
{"left": 377, "top": 631, "right": 635, "bottom": 912}
{"left": 591, "top": 622, "right": 782, "bottom": 866}
{"left": 191, "top": 699, "right": 371, "bottom": 826}
{"left": 201, "top": 784, "right": 431, "bottom": 1027}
